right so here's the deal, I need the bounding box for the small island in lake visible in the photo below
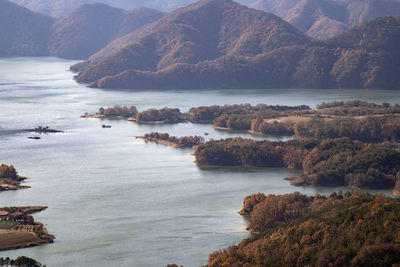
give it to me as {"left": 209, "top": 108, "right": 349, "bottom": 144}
{"left": 83, "top": 105, "right": 186, "bottom": 124}
{"left": 136, "top": 132, "right": 205, "bottom": 148}
{"left": 27, "top": 136, "right": 41, "bottom": 140}
{"left": 0, "top": 164, "right": 29, "bottom": 192}
{"left": 24, "top": 126, "right": 63, "bottom": 134}
{"left": 0, "top": 206, "right": 54, "bottom": 251}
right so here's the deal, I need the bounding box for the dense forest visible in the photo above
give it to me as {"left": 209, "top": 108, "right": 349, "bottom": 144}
{"left": 208, "top": 192, "right": 400, "bottom": 266}
{"left": 189, "top": 104, "right": 310, "bottom": 123}
{"left": 136, "top": 108, "right": 184, "bottom": 124}
{"left": 86, "top": 101, "right": 400, "bottom": 143}
{"left": 141, "top": 132, "right": 204, "bottom": 147}
{"left": 72, "top": 0, "right": 312, "bottom": 84}
{"left": 96, "top": 105, "right": 138, "bottom": 118}
{"left": 193, "top": 100, "right": 400, "bottom": 143}
{"left": 0, "top": 256, "right": 43, "bottom": 267}
{"left": 195, "top": 138, "right": 400, "bottom": 190}
{"left": 85, "top": 105, "right": 185, "bottom": 123}
{"left": 0, "top": 164, "right": 20, "bottom": 180}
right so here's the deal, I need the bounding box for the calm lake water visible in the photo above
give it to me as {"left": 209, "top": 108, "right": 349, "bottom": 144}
{"left": 0, "top": 57, "right": 398, "bottom": 267}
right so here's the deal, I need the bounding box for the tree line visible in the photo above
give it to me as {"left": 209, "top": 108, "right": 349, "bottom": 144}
{"left": 143, "top": 132, "right": 204, "bottom": 147}
{"left": 208, "top": 192, "right": 400, "bottom": 266}
{"left": 194, "top": 137, "right": 400, "bottom": 190}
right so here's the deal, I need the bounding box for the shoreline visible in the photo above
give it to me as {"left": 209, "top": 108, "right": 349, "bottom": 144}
{"left": 135, "top": 136, "right": 183, "bottom": 148}
{"left": 0, "top": 177, "right": 29, "bottom": 192}
{"left": 0, "top": 206, "right": 54, "bottom": 251}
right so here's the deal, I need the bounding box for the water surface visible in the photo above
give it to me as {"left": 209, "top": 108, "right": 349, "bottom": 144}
{"left": 0, "top": 57, "right": 397, "bottom": 266}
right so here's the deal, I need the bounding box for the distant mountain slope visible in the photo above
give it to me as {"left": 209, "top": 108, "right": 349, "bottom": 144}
{"left": 79, "top": 15, "right": 400, "bottom": 90}
{"left": 49, "top": 4, "right": 164, "bottom": 59}
{"left": 71, "top": 0, "right": 311, "bottom": 83}
{"left": 251, "top": 0, "right": 400, "bottom": 39}
{"left": 9, "top": 0, "right": 85, "bottom": 18}
{"left": 0, "top": 0, "right": 54, "bottom": 56}
{"left": 9, "top": 0, "right": 255, "bottom": 17}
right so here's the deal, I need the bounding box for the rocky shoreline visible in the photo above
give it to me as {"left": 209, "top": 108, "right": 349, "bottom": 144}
{"left": 0, "top": 179, "right": 29, "bottom": 192}
{"left": 0, "top": 164, "right": 29, "bottom": 192}
{"left": 0, "top": 206, "right": 55, "bottom": 251}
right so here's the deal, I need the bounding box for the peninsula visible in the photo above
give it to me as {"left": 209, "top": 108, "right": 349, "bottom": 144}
{"left": 136, "top": 132, "right": 204, "bottom": 148}
{"left": 208, "top": 192, "right": 400, "bottom": 266}
{"left": 0, "top": 206, "right": 54, "bottom": 251}
{"left": 194, "top": 137, "right": 400, "bottom": 193}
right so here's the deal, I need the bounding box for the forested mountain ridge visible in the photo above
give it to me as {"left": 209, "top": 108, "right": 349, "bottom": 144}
{"left": 70, "top": 0, "right": 312, "bottom": 84}
{"left": 0, "top": 0, "right": 164, "bottom": 59}
{"left": 73, "top": 12, "right": 400, "bottom": 90}
{"left": 2, "top": 0, "right": 400, "bottom": 90}
{"left": 251, "top": 0, "right": 400, "bottom": 39}
{"left": 49, "top": 4, "right": 164, "bottom": 59}
{"left": 0, "top": 0, "right": 54, "bottom": 56}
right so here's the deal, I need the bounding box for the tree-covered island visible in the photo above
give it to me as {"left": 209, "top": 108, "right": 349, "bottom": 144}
{"left": 0, "top": 164, "right": 29, "bottom": 192}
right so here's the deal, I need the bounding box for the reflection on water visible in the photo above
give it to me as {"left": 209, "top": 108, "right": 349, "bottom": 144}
{"left": 0, "top": 57, "right": 398, "bottom": 267}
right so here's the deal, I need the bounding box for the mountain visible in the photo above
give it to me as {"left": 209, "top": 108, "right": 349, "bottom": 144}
{"left": 9, "top": 0, "right": 87, "bottom": 18}
{"left": 71, "top": 0, "right": 311, "bottom": 84}
{"left": 75, "top": 14, "right": 400, "bottom": 90}
{"left": 9, "top": 0, "right": 256, "bottom": 17}
{"left": 251, "top": 0, "right": 400, "bottom": 39}
{"left": 49, "top": 4, "right": 164, "bottom": 59}
{"left": 0, "top": 0, "right": 54, "bottom": 56}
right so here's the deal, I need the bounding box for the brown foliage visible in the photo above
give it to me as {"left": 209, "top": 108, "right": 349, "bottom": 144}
{"left": 208, "top": 192, "right": 400, "bottom": 266}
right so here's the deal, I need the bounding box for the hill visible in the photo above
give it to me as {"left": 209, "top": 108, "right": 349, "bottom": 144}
{"left": 71, "top": 0, "right": 311, "bottom": 84}
{"left": 208, "top": 192, "right": 400, "bottom": 266}
{"left": 49, "top": 4, "right": 164, "bottom": 59}
{"left": 0, "top": 0, "right": 54, "bottom": 56}
{"left": 251, "top": 0, "right": 400, "bottom": 39}
{"left": 79, "top": 14, "right": 400, "bottom": 90}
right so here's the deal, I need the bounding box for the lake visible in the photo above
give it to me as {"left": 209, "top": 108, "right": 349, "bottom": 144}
{"left": 0, "top": 57, "right": 397, "bottom": 266}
